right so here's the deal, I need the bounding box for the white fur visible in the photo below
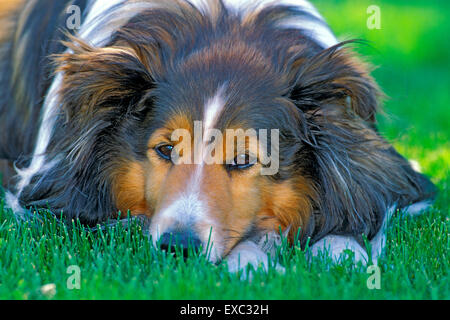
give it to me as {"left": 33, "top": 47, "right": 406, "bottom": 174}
{"left": 15, "top": 74, "right": 62, "bottom": 194}
{"left": 188, "top": 0, "right": 338, "bottom": 47}
{"left": 310, "top": 201, "right": 433, "bottom": 265}
{"left": 148, "top": 191, "right": 208, "bottom": 245}
{"left": 402, "top": 200, "right": 433, "bottom": 216}
{"left": 226, "top": 240, "right": 272, "bottom": 272}
{"left": 81, "top": 0, "right": 127, "bottom": 44}
{"left": 225, "top": 232, "right": 285, "bottom": 278}
{"left": 203, "top": 90, "right": 226, "bottom": 140}
{"left": 7, "top": 74, "right": 64, "bottom": 215}
{"left": 80, "top": 1, "right": 159, "bottom": 47}
{"left": 198, "top": 87, "right": 227, "bottom": 164}
{"left": 152, "top": 192, "right": 207, "bottom": 231}
{"left": 309, "top": 206, "right": 392, "bottom": 265}
{"left": 149, "top": 196, "right": 224, "bottom": 263}
{"left": 310, "top": 235, "right": 369, "bottom": 263}
{"left": 5, "top": 191, "right": 23, "bottom": 215}
{"left": 268, "top": 0, "right": 337, "bottom": 47}
{"left": 409, "top": 159, "right": 422, "bottom": 173}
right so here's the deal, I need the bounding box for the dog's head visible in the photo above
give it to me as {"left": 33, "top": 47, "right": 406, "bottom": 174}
{"left": 32, "top": 1, "right": 423, "bottom": 261}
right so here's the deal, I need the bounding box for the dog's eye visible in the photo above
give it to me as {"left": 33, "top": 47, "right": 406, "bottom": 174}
{"left": 228, "top": 154, "right": 256, "bottom": 170}
{"left": 155, "top": 144, "right": 173, "bottom": 161}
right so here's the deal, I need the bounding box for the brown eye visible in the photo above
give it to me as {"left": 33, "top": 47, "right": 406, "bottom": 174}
{"left": 228, "top": 153, "right": 257, "bottom": 170}
{"left": 155, "top": 144, "right": 173, "bottom": 161}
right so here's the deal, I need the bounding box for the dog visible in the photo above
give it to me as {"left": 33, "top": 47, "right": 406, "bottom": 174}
{"left": 0, "top": 0, "right": 437, "bottom": 272}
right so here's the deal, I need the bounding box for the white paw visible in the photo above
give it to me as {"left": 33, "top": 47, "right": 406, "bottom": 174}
{"left": 225, "top": 240, "right": 284, "bottom": 279}
{"left": 309, "top": 235, "right": 370, "bottom": 264}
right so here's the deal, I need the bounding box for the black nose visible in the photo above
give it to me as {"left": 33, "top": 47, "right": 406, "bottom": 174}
{"left": 159, "top": 230, "right": 202, "bottom": 257}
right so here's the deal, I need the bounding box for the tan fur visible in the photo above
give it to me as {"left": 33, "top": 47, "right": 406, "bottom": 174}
{"left": 258, "top": 177, "right": 317, "bottom": 243}
{"left": 112, "top": 113, "right": 316, "bottom": 253}
{"left": 0, "top": 0, "right": 24, "bottom": 43}
{"left": 113, "top": 161, "right": 149, "bottom": 215}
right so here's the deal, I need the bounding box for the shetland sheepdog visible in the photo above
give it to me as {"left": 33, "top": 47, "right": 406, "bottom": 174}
{"left": 0, "top": 0, "right": 436, "bottom": 272}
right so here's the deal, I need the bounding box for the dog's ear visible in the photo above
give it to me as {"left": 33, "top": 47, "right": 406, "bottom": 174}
{"left": 304, "top": 105, "right": 432, "bottom": 243}
{"left": 288, "top": 44, "right": 436, "bottom": 242}
{"left": 289, "top": 43, "right": 382, "bottom": 124}
{"left": 55, "top": 37, "right": 155, "bottom": 121}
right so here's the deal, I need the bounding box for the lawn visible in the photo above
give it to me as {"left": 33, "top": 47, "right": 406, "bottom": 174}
{"left": 0, "top": 0, "right": 448, "bottom": 299}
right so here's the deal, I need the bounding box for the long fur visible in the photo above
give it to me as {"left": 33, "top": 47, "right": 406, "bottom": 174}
{"left": 0, "top": 0, "right": 436, "bottom": 257}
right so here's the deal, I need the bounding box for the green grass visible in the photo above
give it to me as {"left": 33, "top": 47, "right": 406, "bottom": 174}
{"left": 0, "top": 0, "right": 449, "bottom": 299}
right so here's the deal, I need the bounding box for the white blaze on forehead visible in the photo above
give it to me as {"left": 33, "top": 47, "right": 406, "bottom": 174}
{"left": 150, "top": 89, "right": 227, "bottom": 259}
{"left": 157, "top": 89, "right": 226, "bottom": 219}
{"left": 191, "top": 88, "right": 227, "bottom": 168}
{"left": 203, "top": 89, "right": 226, "bottom": 137}
{"left": 200, "top": 88, "right": 227, "bottom": 161}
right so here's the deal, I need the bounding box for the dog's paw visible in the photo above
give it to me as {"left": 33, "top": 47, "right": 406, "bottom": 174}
{"left": 224, "top": 240, "right": 284, "bottom": 280}
{"left": 309, "top": 235, "right": 370, "bottom": 265}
